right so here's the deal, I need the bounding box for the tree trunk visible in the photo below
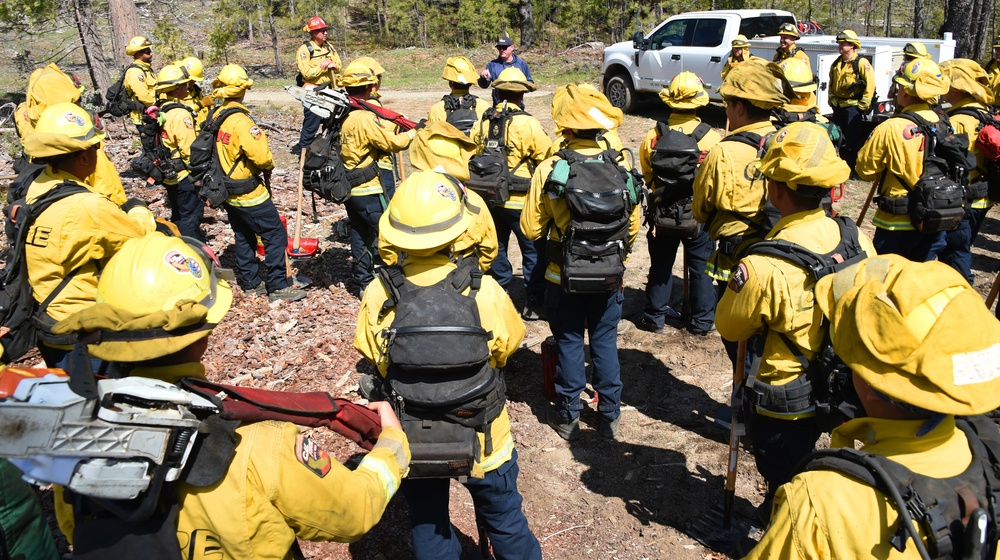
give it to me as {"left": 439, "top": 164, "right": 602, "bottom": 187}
{"left": 249, "top": 18, "right": 254, "bottom": 44}
{"left": 942, "top": 0, "right": 977, "bottom": 57}
{"left": 518, "top": 0, "right": 535, "bottom": 47}
{"left": 71, "top": 0, "right": 112, "bottom": 94}
{"left": 914, "top": 0, "right": 925, "bottom": 37}
{"left": 107, "top": 0, "right": 140, "bottom": 67}
{"left": 268, "top": 2, "right": 283, "bottom": 77}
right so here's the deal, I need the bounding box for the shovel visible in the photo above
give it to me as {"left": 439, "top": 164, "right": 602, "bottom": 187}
{"left": 288, "top": 148, "right": 319, "bottom": 259}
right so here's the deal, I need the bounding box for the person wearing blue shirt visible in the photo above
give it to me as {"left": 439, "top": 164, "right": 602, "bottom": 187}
{"left": 479, "top": 35, "right": 533, "bottom": 105}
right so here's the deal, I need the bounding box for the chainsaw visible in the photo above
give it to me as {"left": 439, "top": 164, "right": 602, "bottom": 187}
{"left": 285, "top": 85, "right": 352, "bottom": 121}
{"left": 0, "top": 367, "right": 216, "bottom": 501}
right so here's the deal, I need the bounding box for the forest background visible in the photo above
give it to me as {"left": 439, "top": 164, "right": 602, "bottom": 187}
{"left": 0, "top": 0, "right": 997, "bottom": 102}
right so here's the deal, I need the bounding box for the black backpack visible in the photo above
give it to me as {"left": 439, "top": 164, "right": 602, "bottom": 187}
{"left": 882, "top": 111, "right": 975, "bottom": 233}
{"left": 950, "top": 106, "right": 1000, "bottom": 201}
{"left": 302, "top": 106, "right": 379, "bottom": 204}
{"left": 466, "top": 107, "right": 534, "bottom": 206}
{"left": 104, "top": 63, "right": 143, "bottom": 118}
{"left": 740, "top": 216, "right": 868, "bottom": 428}
{"left": 443, "top": 93, "right": 480, "bottom": 135}
{"left": 376, "top": 260, "right": 506, "bottom": 479}
{"left": 799, "top": 415, "right": 1000, "bottom": 560}
{"left": 189, "top": 106, "right": 258, "bottom": 207}
{"left": 646, "top": 121, "right": 711, "bottom": 237}
{"left": 129, "top": 102, "right": 197, "bottom": 185}
{"left": 545, "top": 149, "right": 641, "bottom": 294}
{"left": 294, "top": 41, "right": 315, "bottom": 87}
{"left": 0, "top": 182, "right": 90, "bottom": 362}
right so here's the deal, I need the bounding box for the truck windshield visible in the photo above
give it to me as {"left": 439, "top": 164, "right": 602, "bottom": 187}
{"left": 739, "top": 14, "right": 796, "bottom": 39}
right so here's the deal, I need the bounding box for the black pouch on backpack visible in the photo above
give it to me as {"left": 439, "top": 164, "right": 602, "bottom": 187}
{"left": 466, "top": 154, "right": 510, "bottom": 207}
{"left": 908, "top": 173, "right": 967, "bottom": 232}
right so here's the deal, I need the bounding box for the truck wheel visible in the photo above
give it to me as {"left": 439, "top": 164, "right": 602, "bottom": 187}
{"left": 604, "top": 73, "right": 636, "bottom": 113}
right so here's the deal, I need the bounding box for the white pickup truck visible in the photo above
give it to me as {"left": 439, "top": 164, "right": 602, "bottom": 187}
{"left": 600, "top": 9, "right": 956, "bottom": 115}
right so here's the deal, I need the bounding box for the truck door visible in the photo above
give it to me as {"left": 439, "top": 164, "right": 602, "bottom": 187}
{"left": 636, "top": 18, "right": 690, "bottom": 91}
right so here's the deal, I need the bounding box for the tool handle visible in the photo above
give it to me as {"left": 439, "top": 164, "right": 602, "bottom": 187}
{"left": 294, "top": 149, "right": 306, "bottom": 250}
{"left": 856, "top": 174, "right": 881, "bottom": 227}
{"left": 986, "top": 270, "right": 1000, "bottom": 310}
{"left": 723, "top": 339, "right": 748, "bottom": 527}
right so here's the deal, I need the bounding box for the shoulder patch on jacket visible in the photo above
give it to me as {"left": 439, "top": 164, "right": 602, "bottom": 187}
{"left": 295, "top": 434, "right": 332, "bottom": 478}
{"left": 728, "top": 262, "right": 749, "bottom": 293}
{"left": 249, "top": 126, "right": 261, "bottom": 139}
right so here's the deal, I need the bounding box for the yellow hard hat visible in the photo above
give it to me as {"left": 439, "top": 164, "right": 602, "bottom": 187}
{"left": 552, "top": 83, "right": 622, "bottom": 132}
{"left": 22, "top": 102, "right": 105, "bottom": 159}
{"left": 894, "top": 58, "right": 950, "bottom": 102}
{"left": 731, "top": 34, "right": 751, "bottom": 48}
{"left": 940, "top": 58, "right": 994, "bottom": 105}
{"left": 25, "top": 64, "right": 83, "bottom": 125}
{"left": 903, "top": 41, "right": 930, "bottom": 59}
{"left": 337, "top": 59, "right": 378, "bottom": 88}
{"left": 778, "top": 57, "right": 817, "bottom": 93}
{"left": 659, "top": 71, "right": 709, "bottom": 110}
{"left": 993, "top": 35, "right": 1000, "bottom": 48}
{"left": 355, "top": 56, "right": 385, "bottom": 77}
{"left": 441, "top": 56, "right": 478, "bottom": 85}
{"left": 125, "top": 36, "right": 153, "bottom": 56}
{"left": 155, "top": 64, "right": 193, "bottom": 92}
{"left": 491, "top": 67, "right": 536, "bottom": 93}
{"left": 212, "top": 64, "right": 253, "bottom": 98}
{"left": 777, "top": 23, "right": 800, "bottom": 39}
{"left": 718, "top": 62, "right": 791, "bottom": 110}
{"left": 815, "top": 255, "right": 1000, "bottom": 416}
{"left": 759, "top": 122, "right": 850, "bottom": 194}
{"left": 379, "top": 171, "right": 474, "bottom": 252}
{"left": 52, "top": 233, "right": 234, "bottom": 363}
{"left": 408, "top": 121, "right": 479, "bottom": 181}
{"left": 179, "top": 56, "right": 205, "bottom": 81}
{"left": 835, "top": 29, "right": 861, "bottom": 48}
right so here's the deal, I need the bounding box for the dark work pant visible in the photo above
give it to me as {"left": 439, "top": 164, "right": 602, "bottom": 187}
{"left": 401, "top": 450, "right": 542, "bottom": 560}
{"left": 223, "top": 198, "right": 289, "bottom": 292}
{"left": 743, "top": 401, "right": 821, "bottom": 499}
{"left": 343, "top": 193, "right": 386, "bottom": 288}
{"left": 299, "top": 106, "right": 322, "bottom": 150}
{"left": 167, "top": 176, "right": 206, "bottom": 239}
{"left": 939, "top": 214, "right": 974, "bottom": 284}
{"left": 643, "top": 227, "right": 715, "bottom": 331}
{"left": 488, "top": 206, "right": 546, "bottom": 307}
{"left": 873, "top": 228, "right": 947, "bottom": 263}
{"left": 544, "top": 283, "right": 623, "bottom": 423}
{"left": 831, "top": 105, "right": 863, "bottom": 170}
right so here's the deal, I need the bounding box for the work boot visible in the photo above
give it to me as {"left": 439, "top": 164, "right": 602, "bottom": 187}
{"left": 598, "top": 415, "right": 621, "bottom": 440}
{"left": 521, "top": 305, "right": 545, "bottom": 321}
{"left": 247, "top": 281, "right": 267, "bottom": 296}
{"left": 358, "top": 374, "right": 383, "bottom": 400}
{"left": 268, "top": 287, "right": 307, "bottom": 303}
{"left": 547, "top": 409, "right": 581, "bottom": 441}
{"left": 638, "top": 318, "right": 664, "bottom": 334}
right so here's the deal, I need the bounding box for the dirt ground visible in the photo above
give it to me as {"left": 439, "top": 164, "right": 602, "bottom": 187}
{"left": 5, "top": 84, "right": 1000, "bottom": 560}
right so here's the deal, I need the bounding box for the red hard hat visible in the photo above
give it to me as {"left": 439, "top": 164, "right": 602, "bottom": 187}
{"left": 306, "top": 16, "right": 328, "bottom": 32}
